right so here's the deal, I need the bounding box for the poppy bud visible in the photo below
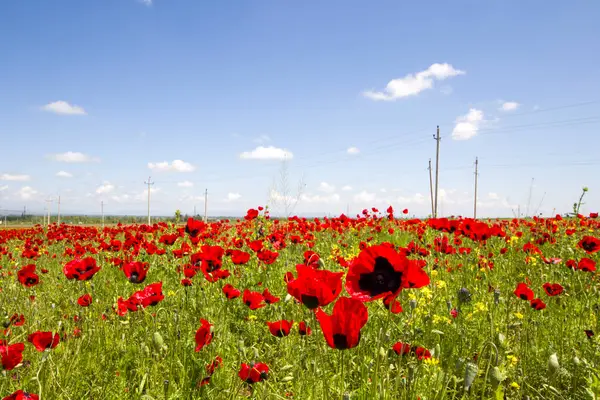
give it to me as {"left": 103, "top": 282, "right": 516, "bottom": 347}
{"left": 409, "top": 299, "right": 417, "bottom": 310}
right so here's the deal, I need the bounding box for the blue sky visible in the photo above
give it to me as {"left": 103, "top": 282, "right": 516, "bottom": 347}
{"left": 1, "top": 0, "right": 599, "bottom": 218}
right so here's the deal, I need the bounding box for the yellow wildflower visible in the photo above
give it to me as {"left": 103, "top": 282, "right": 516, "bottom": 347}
{"left": 510, "top": 382, "right": 520, "bottom": 389}
{"left": 435, "top": 280, "right": 446, "bottom": 289}
{"left": 474, "top": 302, "right": 488, "bottom": 313}
{"left": 514, "top": 312, "right": 523, "bottom": 320}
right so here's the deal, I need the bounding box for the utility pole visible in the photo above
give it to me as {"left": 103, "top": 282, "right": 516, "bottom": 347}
{"left": 525, "top": 178, "right": 534, "bottom": 218}
{"left": 101, "top": 201, "right": 105, "bottom": 229}
{"left": 57, "top": 196, "right": 61, "bottom": 225}
{"left": 433, "top": 126, "right": 441, "bottom": 218}
{"left": 203, "top": 188, "right": 208, "bottom": 222}
{"left": 144, "top": 177, "right": 154, "bottom": 225}
{"left": 473, "top": 157, "right": 479, "bottom": 219}
{"left": 45, "top": 198, "right": 53, "bottom": 226}
{"left": 428, "top": 159, "right": 434, "bottom": 217}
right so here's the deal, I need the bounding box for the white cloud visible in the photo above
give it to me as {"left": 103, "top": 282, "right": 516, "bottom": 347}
{"left": 347, "top": 147, "right": 360, "bottom": 155}
{"left": 96, "top": 182, "right": 115, "bottom": 194}
{"left": 0, "top": 185, "right": 8, "bottom": 192}
{"left": 354, "top": 190, "right": 377, "bottom": 203}
{"left": 0, "top": 174, "right": 30, "bottom": 181}
{"left": 363, "top": 63, "right": 465, "bottom": 101}
{"left": 17, "top": 186, "right": 37, "bottom": 200}
{"left": 488, "top": 192, "right": 499, "bottom": 200}
{"left": 240, "top": 146, "right": 293, "bottom": 161}
{"left": 318, "top": 182, "right": 336, "bottom": 193}
{"left": 139, "top": 0, "right": 152, "bottom": 5}
{"left": 397, "top": 193, "right": 427, "bottom": 205}
{"left": 225, "top": 192, "right": 242, "bottom": 202}
{"left": 48, "top": 151, "right": 99, "bottom": 163}
{"left": 341, "top": 185, "right": 353, "bottom": 191}
{"left": 178, "top": 181, "right": 194, "bottom": 188}
{"left": 500, "top": 101, "right": 520, "bottom": 111}
{"left": 148, "top": 160, "right": 196, "bottom": 172}
{"left": 451, "top": 108, "right": 485, "bottom": 140}
{"left": 56, "top": 171, "right": 73, "bottom": 178}
{"left": 41, "top": 101, "right": 86, "bottom": 115}
{"left": 253, "top": 135, "right": 271, "bottom": 144}
{"left": 301, "top": 193, "right": 340, "bottom": 204}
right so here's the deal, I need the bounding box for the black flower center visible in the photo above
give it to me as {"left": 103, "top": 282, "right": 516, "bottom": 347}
{"left": 357, "top": 256, "right": 402, "bottom": 297}
{"left": 582, "top": 241, "right": 598, "bottom": 252}
{"left": 301, "top": 294, "right": 320, "bottom": 309}
{"left": 333, "top": 333, "right": 349, "bottom": 350}
{"left": 129, "top": 272, "right": 140, "bottom": 283}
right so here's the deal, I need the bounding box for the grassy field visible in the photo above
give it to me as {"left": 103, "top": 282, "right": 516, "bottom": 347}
{"left": 0, "top": 208, "right": 599, "bottom": 399}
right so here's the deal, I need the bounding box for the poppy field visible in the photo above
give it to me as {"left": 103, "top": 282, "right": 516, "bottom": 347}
{"left": 0, "top": 207, "right": 599, "bottom": 399}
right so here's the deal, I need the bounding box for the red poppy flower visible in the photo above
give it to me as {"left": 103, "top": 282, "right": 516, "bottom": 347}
{"left": 257, "top": 249, "right": 279, "bottom": 265}
{"left": 195, "top": 319, "right": 213, "bottom": 352}
{"left": 403, "top": 209, "right": 409, "bottom": 214}
{"left": 248, "top": 240, "right": 263, "bottom": 252}
{"left": 0, "top": 341, "right": 24, "bottom": 370}
{"left": 181, "top": 278, "right": 193, "bottom": 286}
{"left": 578, "top": 258, "right": 596, "bottom": 272}
{"left": 262, "top": 289, "right": 280, "bottom": 304}
{"left": 230, "top": 250, "right": 251, "bottom": 265}
{"left": 315, "top": 297, "right": 368, "bottom": 350}
{"left": 185, "top": 218, "right": 204, "bottom": 238}
{"left": 392, "top": 342, "right": 431, "bottom": 360}
{"left": 303, "top": 251, "right": 321, "bottom": 268}
{"left": 266, "top": 320, "right": 293, "bottom": 337}
{"left": 122, "top": 261, "right": 149, "bottom": 284}
{"left": 223, "top": 284, "right": 241, "bottom": 299}
{"left": 206, "top": 355, "right": 223, "bottom": 375}
{"left": 9, "top": 314, "right": 25, "bottom": 327}
{"left": 130, "top": 282, "right": 165, "bottom": 308}
{"left": 244, "top": 208, "right": 260, "bottom": 221}
{"left": 450, "top": 308, "right": 459, "bottom": 318}
{"left": 242, "top": 289, "right": 266, "bottom": 310}
{"left": 298, "top": 321, "right": 312, "bottom": 336}
{"left": 513, "top": 283, "right": 534, "bottom": 301}
{"left": 77, "top": 293, "right": 93, "bottom": 307}
{"left": 27, "top": 331, "right": 60, "bottom": 352}
{"left": 590, "top": 212, "right": 598, "bottom": 219}
{"left": 542, "top": 283, "right": 564, "bottom": 296}
{"left": 202, "top": 268, "right": 230, "bottom": 283}
{"left": 346, "top": 244, "right": 429, "bottom": 302}
{"left": 2, "top": 390, "right": 39, "bottom": 400}
{"left": 286, "top": 264, "right": 343, "bottom": 309}
{"left": 17, "top": 264, "right": 39, "bottom": 287}
{"left": 116, "top": 297, "right": 137, "bottom": 316}
{"left": 578, "top": 236, "right": 600, "bottom": 254}
{"left": 530, "top": 298, "right": 546, "bottom": 310}
{"left": 392, "top": 342, "right": 411, "bottom": 356}
{"left": 238, "top": 362, "right": 269, "bottom": 384}
{"left": 63, "top": 257, "right": 100, "bottom": 281}
{"left": 383, "top": 295, "right": 403, "bottom": 314}
{"left": 414, "top": 346, "right": 432, "bottom": 360}
{"left": 192, "top": 245, "right": 225, "bottom": 273}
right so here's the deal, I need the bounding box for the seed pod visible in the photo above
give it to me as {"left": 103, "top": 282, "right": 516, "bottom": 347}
{"left": 490, "top": 366, "right": 505, "bottom": 389}
{"left": 153, "top": 331, "right": 165, "bottom": 351}
{"left": 464, "top": 362, "right": 478, "bottom": 391}
{"left": 548, "top": 353, "right": 560, "bottom": 377}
